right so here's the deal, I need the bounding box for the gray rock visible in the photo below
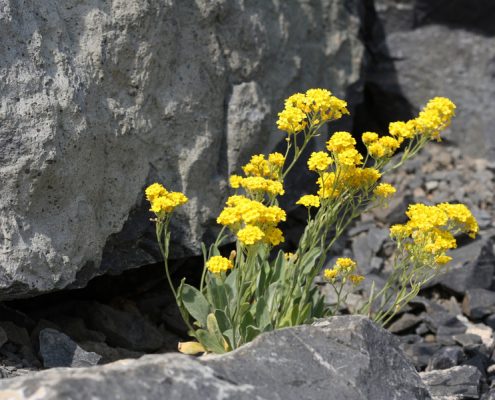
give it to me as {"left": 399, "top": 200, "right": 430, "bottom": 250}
{"left": 0, "top": 321, "right": 31, "bottom": 348}
{"left": 426, "top": 346, "right": 464, "bottom": 372}
{"left": 0, "top": 316, "right": 432, "bottom": 399}
{"left": 420, "top": 365, "right": 481, "bottom": 400}
{"left": 453, "top": 334, "right": 483, "bottom": 349}
{"left": 463, "top": 289, "right": 495, "bottom": 320}
{"left": 388, "top": 313, "right": 423, "bottom": 334}
{"left": 85, "top": 302, "right": 166, "bottom": 352}
{"left": 386, "top": 25, "right": 495, "bottom": 159}
{"left": 39, "top": 328, "right": 101, "bottom": 368}
{"left": 78, "top": 341, "right": 143, "bottom": 365}
{"left": 0, "top": 0, "right": 365, "bottom": 300}
{"left": 427, "top": 236, "right": 495, "bottom": 294}
{"left": 401, "top": 341, "right": 442, "bottom": 370}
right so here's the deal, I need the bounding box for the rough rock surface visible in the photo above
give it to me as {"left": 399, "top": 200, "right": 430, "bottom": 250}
{"left": 0, "top": 0, "right": 365, "bottom": 300}
{"left": 420, "top": 365, "right": 482, "bottom": 400}
{"left": 0, "top": 316, "right": 432, "bottom": 399}
{"left": 367, "top": 0, "right": 495, "bottom": 158}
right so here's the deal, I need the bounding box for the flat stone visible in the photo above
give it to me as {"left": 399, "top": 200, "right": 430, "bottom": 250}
{"left": 420, "top": 365, "right": 481, "bottom": 400}
{"left": 463, "top": 289, "right": 495, "bottom": 320}
{"left": 426, "top": 346, "right": 464, "bottom": 372}
{"left": 39, "top": 329, "right": 101, "bottom": 368}
{"left": 388, "top": 313, "right": 423, "bottom": 334}
{"left": 453, "top": 333, "right": 483, "bottom": 348}
{"left": 0, "top": 316, "right": 431, "bottom": 399}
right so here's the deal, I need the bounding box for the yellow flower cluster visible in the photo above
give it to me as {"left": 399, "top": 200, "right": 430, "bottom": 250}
{"left": 326, "top": 131, "right": 356, "bottom": 153}
{"left": 206, "top": 256, "right": 234, "bottom": 274}
{"left": 145, "top": 183, "right": 188, "bottom": 216}
{"left": 307, "top": 151, "right": 333, "bottom": 171}
{"left": 277, "top": 89, "right": 349, "bottom": 134}
{"left": 230, "top": 153, "right": 286, "bottom": 197}
{"left": 363, "top": 135, "right": 401, "bottom": 159}
{"left": 374, "top": 183, "right": 396, "bottom": 198}
{"left": 296, "top": 194, "right": 320, "bottom": 208}
{"left": 390, "top": 202, "right": 478, "bottom": 266}
{"left": 230, "top": 176, "right": 284, "bottom": 196}
{"left": 316, "top": 167, "right": 381, "bottom": 199}
{"left": 323, "top": 258, "right": 363, "bottom": 285}
{"left": 242, "top": 153, "right": 284, "bottom": 179}
{"left": 277, "top": 106, "right": 307, "bottom": 134}
{"left": 216, "top": 195, "right": 286, "bottom": 246}
{"left": 388, "top": 97, "right": 456, "bottom": 142}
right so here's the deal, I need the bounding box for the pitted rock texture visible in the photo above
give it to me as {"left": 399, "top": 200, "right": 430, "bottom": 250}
{"left": 0, "top": 0, "right": 365, "bottom": 299}
{"left": 0, "top": 316, "right": 432, "bottom": 400}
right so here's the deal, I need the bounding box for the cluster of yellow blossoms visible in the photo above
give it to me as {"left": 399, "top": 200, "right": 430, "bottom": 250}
{"left": 297, "top": 131, "right": 385, "bottom": 204}
{"left": 206, "top": 256, "right": 234, "bottom": 274}
{"left": 387, "top": 97, "right": 456, "bottom": 144}
{"left": 373, "top": 183, "right": 396, "bottom": 199}
{"left": 390, "top": 203, "right": 478, "bottom": 265}
{"left": 221, "top": 152, "right": 288, "bottom": 246}
{"left": 230, "top": 153, "right": 286, "bottom": 198}
{"left": 217, "top": 195, "right": 286, "bottom": 246}
{"left": 323, "top": 258, "right": 364, "bottom": 285}
{"left": 145, "top": 183, "right": 188, "bottom": 216}
{"left": 277, "top": 89, "right": 349, "bottom": 134}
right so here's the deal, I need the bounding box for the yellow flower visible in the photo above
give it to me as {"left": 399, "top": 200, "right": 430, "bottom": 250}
{"left": 285, "top": 93, "right": 311, "bottom": 113}
{"left": 268, "top": 152, "right": 285, "bottom": 167}
{"left": 378, "top": 136, "right": 400, "bottom": 157}
{"left": 229, "top": 175, "right": 243, "bottom": 189}
{"left": 437, "top": 203, "right": 479, "bottom": 238}
{"left": 206, "top": 256, "right": 234, "bottom": 274}
{"left": 367, "top": 142, "right": 385, "bottom": 158}
{"left": 334, "top": 257, "right": 357, "bottom": 273}
{"left": 336, "top": 148, "right": 363, "bottom": 167}
{"left": 374, "top": 183, "right": 396, "bottom": 198}
{"left": 434, "top": 255, "right": 452, "bottom": 265}
{"left": 323, "top": 268, "right": 338, "bottom": 282}
{"left": 145, "top": 183, "right": 168, "bottom": 202}
{"left": 264, "top": 227, "right": 284, "bottom": 246}
{"left": 240, "top": 176, "right": 285, "bottom": 196}
{"left": 317, "top": 172, "right": 339, "bottom": 199}
{"left": 326, "top": 131, "right": 356, "bottom": 153}
{"left": 307, "top": 151, "right": 333, "bottom": 171}
{"left": 390, "top": 224, "right": 412, "bottom": 239}
{"left": 296, "top": 195, "right": 320, "bottom": 208}
{"left": 416, "top": 97, "right": 456, "bottom": 140}
{"left": 389, "top": 121, "right": 417, "bottom": 141}
{"left": 277, "top": 106, "right": 307, "bottom": 134}
{"left": 349, "top": 274, "right": 365, "bottom": 285}
{"left": 362, "top": 131, "right": 379, "bottom": 145}
{"left": 242, "top": 154, "right": 271, "bottom": 177}
{"left": 237, "top": 225, "right": 265, "bottom": 245}
{"left": 146, "top": 184, "right": 188, "bottom": 215}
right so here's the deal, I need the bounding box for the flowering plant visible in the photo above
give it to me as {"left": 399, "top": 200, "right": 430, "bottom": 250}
{"left": 146, "top": 89, "right": 478, "bottom": 354}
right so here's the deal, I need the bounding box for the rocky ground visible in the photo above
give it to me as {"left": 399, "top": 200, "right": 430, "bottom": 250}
{"left": 0, "top": 142, "right": 494, "bottom": 400}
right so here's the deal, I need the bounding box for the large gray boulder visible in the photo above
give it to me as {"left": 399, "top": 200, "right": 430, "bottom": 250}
{"left": 0, "top": 316, "right": 432, "bottom": 399}
{"left": 0, "top": 0, "right": 365, "bottom": 300}
{"left": 366, "top": 0, "right": 495, "bottom": 158}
